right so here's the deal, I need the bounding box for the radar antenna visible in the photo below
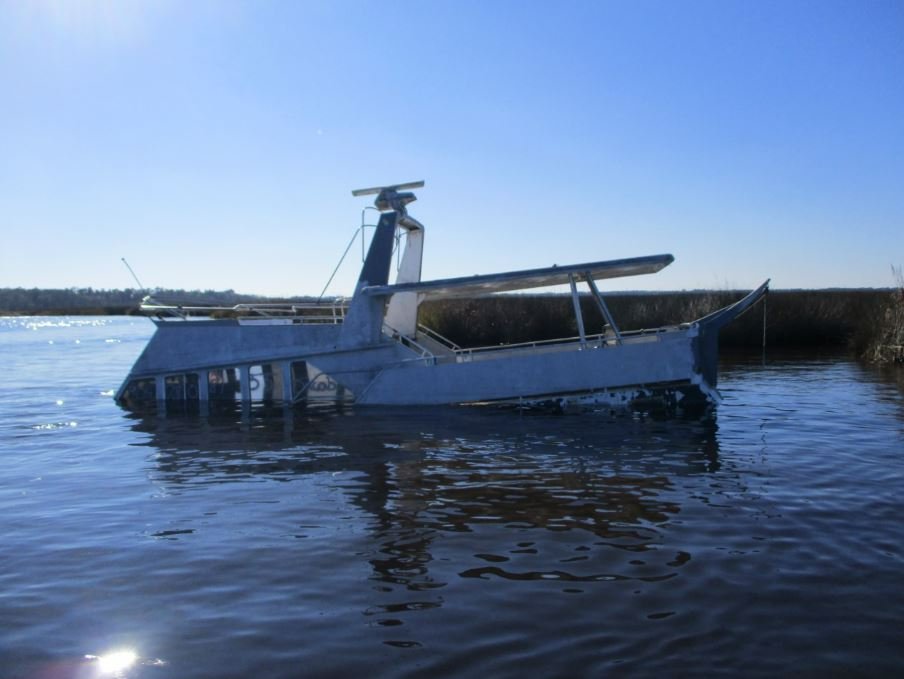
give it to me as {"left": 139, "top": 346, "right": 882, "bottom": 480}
{"left": 351, "top": 180, "right": 424, "bottom": 213}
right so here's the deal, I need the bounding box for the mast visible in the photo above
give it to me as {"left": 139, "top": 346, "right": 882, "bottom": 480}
{"left": 340, "top": 182, "right": 425, "bottom": 346}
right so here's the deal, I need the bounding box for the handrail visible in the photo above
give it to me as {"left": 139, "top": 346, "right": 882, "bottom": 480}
{"left": 140, "top": 299, "right": 348, "bottom": 322}
{"left": 457, "top": 333, "right": 608, "bottom": 356}
{"left": 383, "top": 323, "right": 436, "bottom": 361}
{"left": 452, "top": 326, "right": 668, "bottom": 357}
{"left": 416, "top": 323, "right": 462, "bottom": 351}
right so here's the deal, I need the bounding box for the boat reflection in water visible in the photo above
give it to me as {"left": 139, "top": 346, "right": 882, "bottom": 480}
{"left": 129, "top": 405, "right": 723, "bottom": 605}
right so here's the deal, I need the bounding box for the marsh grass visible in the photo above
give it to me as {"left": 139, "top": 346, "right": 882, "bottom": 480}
{"left": 418, "top": 289, "right": 891, "bottom": 353}
{"left": 865, "top": 268, "right": 904, "bottom": 363}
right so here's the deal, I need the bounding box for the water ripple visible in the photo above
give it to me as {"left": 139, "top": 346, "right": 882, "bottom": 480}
{"left": 1, "top": 320, "right": 903, "bottom": 677}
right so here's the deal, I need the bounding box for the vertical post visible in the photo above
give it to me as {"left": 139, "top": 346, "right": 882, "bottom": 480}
{"left": 281, "top": 362, "right": 293, "bottom": 403}
{"left": 155, "top": 375, "right": 166, "bottom": 401}
{"left": 585, "top": 274, "right": 622, "bottom": 345}
{"left": 155, "top": 375, "right": 167, "bottom": 415}
{"left": 240, "top": 365, "right": 251, "bottom": 402}
{"left": 197, "top": 371, "right": 209, "bottom": 402}
{"left": 197, "top": 371, "right": 210, "bottom": 417}
{"left": 569, "top": 274, "right": 587, "bottom": 347}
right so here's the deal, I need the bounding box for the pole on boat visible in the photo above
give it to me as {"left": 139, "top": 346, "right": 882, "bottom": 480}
{"left": 121, "top": 257, "right": 147, "bottom": 291}
{"left": 584, "top": 274, "right": 622, "bottom": 345}
{"left": 569, "top": 274, "right": 587, "bottom": 347}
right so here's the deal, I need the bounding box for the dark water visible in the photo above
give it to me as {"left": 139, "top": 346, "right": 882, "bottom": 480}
{"left": 2, "top": 317, "right": 903, "bottom": 678}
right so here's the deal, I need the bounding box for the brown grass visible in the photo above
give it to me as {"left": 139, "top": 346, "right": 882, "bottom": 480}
{"left": 864, "top": 268, "right": 904, "bottom": 363}
{"left": 418, "top": 289, "right": 892, "bottom": 354}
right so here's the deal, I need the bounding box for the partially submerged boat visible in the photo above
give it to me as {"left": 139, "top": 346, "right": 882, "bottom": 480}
{"left": 116, "top": 181, "right": 768, "bottom": 413}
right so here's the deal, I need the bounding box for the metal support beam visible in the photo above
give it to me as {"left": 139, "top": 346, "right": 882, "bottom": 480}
{"left": 155, "top": 375, "right": 166, "bottom": 415}
{"left": 155, "top": 375, "right": 166, "bottom": 402}
{"left": 240, "top": 365, "right": 251, "bottom": 402}
{"left": 197, "top": 372, "right": 210, "bottom": 416}
{"left": 569, "top": 274, "right": 587, "bottom": 347}
{"left": 197, "top": 371, "right": 209, "bottom": 402}
{"left": 585, "top": 274, "right": 622, "bottom": 345}
{"left": 281, "top": 362, "right": 294, "bottom": 403}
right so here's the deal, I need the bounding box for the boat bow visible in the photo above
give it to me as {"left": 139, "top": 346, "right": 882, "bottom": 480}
{"left": 692, "top": 279, "right": 770, "bottom": 388}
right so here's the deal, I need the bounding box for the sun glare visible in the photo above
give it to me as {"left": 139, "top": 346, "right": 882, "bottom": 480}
{"left": 95, "top": 649, "right": 138, "bottom": 674}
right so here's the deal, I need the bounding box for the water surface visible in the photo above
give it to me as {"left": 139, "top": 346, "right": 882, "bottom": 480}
{"left": 1, "top": 317, "right": 902, "bottom": 677}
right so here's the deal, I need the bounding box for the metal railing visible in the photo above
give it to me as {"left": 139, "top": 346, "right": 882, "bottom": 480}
{"left": 385, "top": 323, "right": 675, "bottom": 367}
{"left": 442, "top": 326, "right": 672, "bottom": 363}
{"left": 416, "top": 323, "right": 462, "bottom": 352}
{"left": 140, "top": 298, "right": 349, "bottom": 323}
{"left": 383, "top": 323, "right": 437, "bottom": 361}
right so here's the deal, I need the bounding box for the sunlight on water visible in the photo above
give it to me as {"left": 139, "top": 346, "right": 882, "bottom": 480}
{"left": 31, "top": 421, "right": 78, "bottom": 430}
{"left": 82, "top": 647, "right": 167, "bottom": 676}
{"left": 0, "top": 317, "right": 116, "bottom": 331}
{"left": 89, "top": 649, "right": 138, "bottom": 674}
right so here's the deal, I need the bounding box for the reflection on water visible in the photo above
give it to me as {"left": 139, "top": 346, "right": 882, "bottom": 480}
{"left": 4, "top": 314, "right": 903, "bottom": 678}
{"left": 137, "top": 405, "right": 723, "bottom": 483}
{"left": 132, "top": 407, "right": 723, "bottom": 617}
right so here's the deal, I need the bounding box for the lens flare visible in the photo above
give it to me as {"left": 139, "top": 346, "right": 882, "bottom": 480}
{"left": 96, "top": 649, "right": 138, "bottom": 674}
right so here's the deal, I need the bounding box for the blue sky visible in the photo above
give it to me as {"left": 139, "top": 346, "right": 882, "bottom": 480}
{"left": 1, "top": 0, "right": 902, "bottom": 296}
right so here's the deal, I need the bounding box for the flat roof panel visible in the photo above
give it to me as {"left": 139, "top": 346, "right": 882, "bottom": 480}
{"left": 364, "top": 254, "right": 674, "bottom": 298}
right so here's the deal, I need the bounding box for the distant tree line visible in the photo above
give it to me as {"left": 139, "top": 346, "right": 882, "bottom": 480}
{"left": 0, "top": 287, "right": 314, "bottom": 315}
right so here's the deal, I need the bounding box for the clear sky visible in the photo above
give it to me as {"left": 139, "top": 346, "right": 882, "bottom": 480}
{"left": 1, "top": 0, "right": 902, "bottom": 296}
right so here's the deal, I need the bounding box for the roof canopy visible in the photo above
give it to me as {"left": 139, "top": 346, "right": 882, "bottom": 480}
{"left": 363, "top": 254, "right": 674, "bottom": 299}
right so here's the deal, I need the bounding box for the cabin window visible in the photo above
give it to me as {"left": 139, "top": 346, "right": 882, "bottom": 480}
{"left": 164, "top": 373, "right": 200, "bottom": 403}
{"left": 291, "top": 361, "right": 309, "bottom": 400}
{"left": 121, "top": 378, "right": 156, "bottom": 407}
{"left": 248, "top": 364, "right": 265, "bottom": 401}
{"left": 184, "top": 373, "right": 200, "bottom": 400}
{"left": 248, "top": 363, "right": 286, "bottom": 403}
{"left": 208, "top": 368, "right": 240, "bottom": 400}
{"left": 164, "top": 375, "right": 184, "bottom": 401}
{"left": 267, "top": 364, "right": 286, "bottom": 402}
{"left": 291, "top": 360, "right": 353, "bottom": 403}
